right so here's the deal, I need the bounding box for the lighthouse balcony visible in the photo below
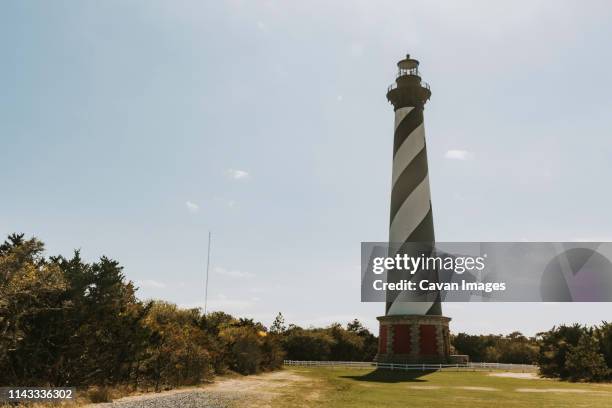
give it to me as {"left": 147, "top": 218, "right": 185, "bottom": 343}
{"left": 387, "top": 79, "right": 430, "bottom": 93}
{"left": 386, "top": 79, "right": 431, "bottom": 108}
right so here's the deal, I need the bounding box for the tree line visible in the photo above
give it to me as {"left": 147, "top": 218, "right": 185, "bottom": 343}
{"left": 452, "top": 323, "right": 612, "bottom": 382}
{"left": 270, "top": 313, "right": 378, "bottom": 362}
{"left": 0, "top": 234, "right": 376, "bottom": 390}
{"left": 451, "top": 331, "right": 539, "bottom": 364}
{"left": 0, "top": 234, "right": 284, "bottom": 389}
{"left": 1, "top": 233, "right": 610, "bottom": 387}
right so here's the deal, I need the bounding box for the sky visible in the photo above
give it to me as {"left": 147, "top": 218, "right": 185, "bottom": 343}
{"left": 1, "top": 0, "right": 612, "bottom": 336}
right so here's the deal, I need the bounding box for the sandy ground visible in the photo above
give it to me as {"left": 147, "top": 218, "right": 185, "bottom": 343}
{"left": 407, "top": 385, "right": 441, "bottom": 390}
{"left": 208, "top": 370, "right": 306, "bottom": 394}
{"left": 515, "top": 388, "right": 612, "bottom": 394}
{"left": 87, "top": 370, "right": 309, "bottom": 408}
{"left": 488, "top": 372, "right": 540, "bottom": 379}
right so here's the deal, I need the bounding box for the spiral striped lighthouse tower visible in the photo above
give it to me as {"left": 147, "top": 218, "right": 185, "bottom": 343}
{"left": 376, "top": 55, "right": 452, "bottom": 364}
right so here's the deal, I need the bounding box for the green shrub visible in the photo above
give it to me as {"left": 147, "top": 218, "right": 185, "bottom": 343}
{"left": 283, "top": 329, "right": 335, "bottom": 361}
{"left": 537, "top": 324, "right": 586, "bottom": 379}
{"left": 564, "top": 334, "right": 610, "bottom": 382}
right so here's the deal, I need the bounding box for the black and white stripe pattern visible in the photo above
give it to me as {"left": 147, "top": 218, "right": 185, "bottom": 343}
{"left": 390, "top": 107, "right": 433, "bottom": 246}
{"left": 386, "top": 105, "right": 440, "bottom": 316}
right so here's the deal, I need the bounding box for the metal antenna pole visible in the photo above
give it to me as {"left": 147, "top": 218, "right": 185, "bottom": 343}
{"left": 204, "top": 231, "right": 211, "bottom": 315}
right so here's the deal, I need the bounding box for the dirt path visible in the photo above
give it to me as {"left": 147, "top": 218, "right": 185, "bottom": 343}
{"left": 488, "top": 372, "right": 540, "bottom": 380}
{"left": 88, "top": 370, "right": 310, "bottom": 408}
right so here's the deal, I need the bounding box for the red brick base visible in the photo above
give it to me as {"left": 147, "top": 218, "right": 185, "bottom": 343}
{"left": 375, "top": 315, "right": 451, "bottom": 364}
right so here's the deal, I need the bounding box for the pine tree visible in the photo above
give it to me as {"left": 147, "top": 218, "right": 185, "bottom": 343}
{"left": 270, "top": 312, "right": 286, "bottom": 334}
{"left": 565, "top": 334, "right": 611, "bottom": 382}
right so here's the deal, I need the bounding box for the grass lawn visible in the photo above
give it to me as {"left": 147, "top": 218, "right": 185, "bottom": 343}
{"left": 272, "top": 367, "right": 612, "bottom": 408}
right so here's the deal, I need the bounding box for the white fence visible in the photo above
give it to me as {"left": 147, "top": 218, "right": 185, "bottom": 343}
{"left": 284, "top": 360, "right": 538, "bottom": 372}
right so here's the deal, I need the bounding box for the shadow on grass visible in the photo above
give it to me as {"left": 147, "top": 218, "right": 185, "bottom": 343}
{"left": 340, "top": 369, "right": 437, "bottom": 383}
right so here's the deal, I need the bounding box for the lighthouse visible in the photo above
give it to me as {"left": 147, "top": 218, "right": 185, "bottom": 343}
{"left": 376, "top": 55, "right": 452, "bottom": 364}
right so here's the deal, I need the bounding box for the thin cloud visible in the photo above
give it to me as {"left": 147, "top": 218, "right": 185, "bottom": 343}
{"left": 226, "top": 168, "right": 250, "bottom": 180}
{"left": 185, "top": 200, "right": 200, "bottom": 213}
{"left": 214, "top": 266, "right": 255, "bottom": 279}
{"left": 444, "top": 150, "right": 473, "bottom": 160}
